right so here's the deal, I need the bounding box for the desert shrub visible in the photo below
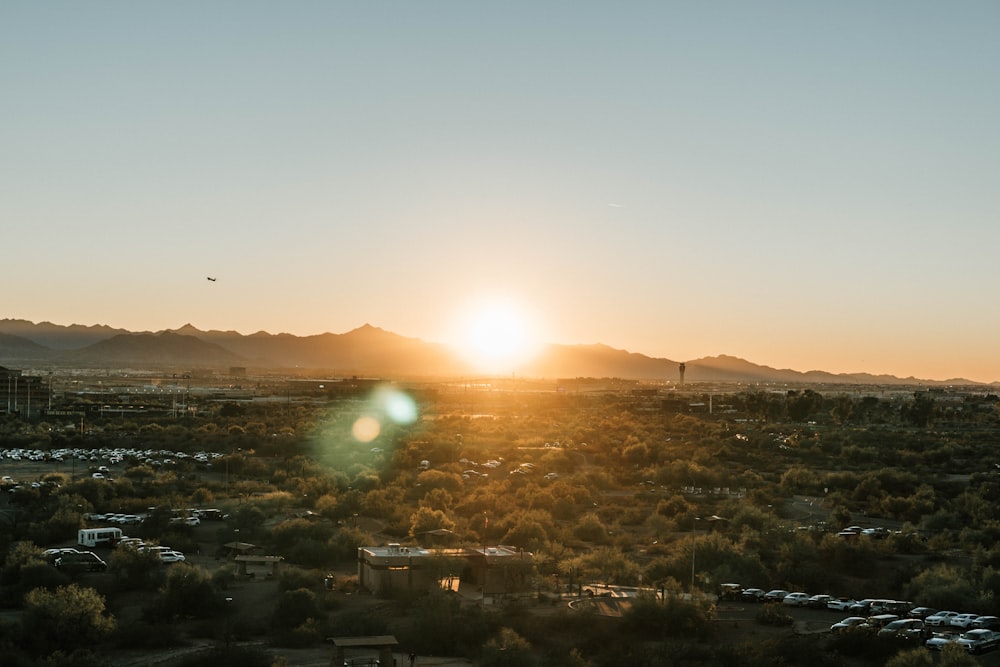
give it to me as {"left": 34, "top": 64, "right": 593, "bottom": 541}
{"left": 271, "top": 588, "right": 325, "bottom": 631}
{"left": 399, "top": 589, "right": 498, "bottom": 656}
{"left": 211, "top": 564, "right": 237, "bottom": 590}
{"left": 21, "top": 584, "right": 116, "bottom": 654}
{"left": 480, "top": 627, "right": 536, "bottom": 667}
{"left": 573, "top": 513, "right": 609, "bottom": 544}
{"left": 621, "top": 595, "right": 714, "bottom": 641}
{"left": 285, "top": 538, "right": 334, "bottom": 568}
{"left": 108, "top": 547, "right": 163, "bottom": 591}
{"left": 278, "top": 566, "right": 322, "bottom": 592}
{"left": 272, "top": 617, "right": 325, "bottom": 648}
{"left": 328, "top": 606, "right": 390, "bottom": 637}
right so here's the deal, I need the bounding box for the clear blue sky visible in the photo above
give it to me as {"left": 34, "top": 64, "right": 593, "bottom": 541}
{"left": 3, "top": 2, "right": 999, "bottom": 382}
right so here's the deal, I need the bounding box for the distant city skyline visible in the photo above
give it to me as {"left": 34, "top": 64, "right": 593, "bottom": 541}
{"left": 3, "top": 3, "right": 998, "bottom": 383}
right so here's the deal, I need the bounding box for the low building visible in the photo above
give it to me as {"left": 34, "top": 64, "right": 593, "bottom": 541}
{"left": 357, "top": 543, "right": 533, "bottom": 596}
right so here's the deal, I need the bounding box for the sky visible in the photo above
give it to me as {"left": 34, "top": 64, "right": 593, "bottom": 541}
{"left": 3, "top": 2, "right": 999, "bottom": 382}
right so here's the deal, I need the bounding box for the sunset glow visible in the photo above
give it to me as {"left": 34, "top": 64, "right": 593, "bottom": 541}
{"left": 452, "top": 299, "right": 542, "bottom": 374}
{"left": 4, "top": 4, "right": 1000, "bottom": 382}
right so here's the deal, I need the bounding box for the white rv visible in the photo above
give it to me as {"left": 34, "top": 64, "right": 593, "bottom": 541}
{"left": 78, "top": 527, "right": 123, "bottom": 548}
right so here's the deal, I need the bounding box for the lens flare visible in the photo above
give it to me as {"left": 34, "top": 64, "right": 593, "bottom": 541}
{"left": 352, "top": 416, "right": 381, "bottom": 443}
{"left": 377, "top": 387, "right": 418, "bottom": 424}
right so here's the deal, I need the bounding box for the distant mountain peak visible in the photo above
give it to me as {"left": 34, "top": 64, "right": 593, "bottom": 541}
{"left": 0, "top": 318, "right": 992, "bottom": 385}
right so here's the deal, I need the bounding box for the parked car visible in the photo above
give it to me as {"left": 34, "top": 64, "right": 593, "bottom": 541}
{"left": 861, "top": 526, "right": 889, "bottom": 539}
{"left": 951, "top": 613, "right": 981, "bottom": 629}
{"left": 885, "top": 600, "right": 915, "bottom": 615}
{"left": 807, "top": 594, "right": 834, "bottom": 609}
{"left": 955, "top": 629, "right": 1000, "bottom": 654}
{"left": 158, "top": 550, "right": 186, "bottom": 564}
{"left": 741, "top": 588, "right": 765, "bottom": 603}
{"left": 908, "top": 606, "right": 938, "bottom": 619}
{"left": 783, "top": 592, "right": 811, "bottom": 607}
{"left": 719, "top": 583, "right": 743, "bottom": 600}
{"left": 972, "top": 616, "right": 1000, "bottom": 630}
{"left": 869, "top": 599, "right": 900, "bottom": 614}
{"left": 866, "top": 614, "right": 900, "bottom": 632}
{"left": 831, "top": 617, "right": 870, "bottom": 634}
{"left": 54, "top": 551, "right": 107, "bottom": 572}
{"left": 764, "top": 589, "right": 791, "bottom": 603}
{"left": 170, "top": 516, "right": 200, "bottom": 527}
{"left": 926, "top": 632, "right": 960, "bottom": 650}
{"left": 43, "top": 547, "right": 82, "bottom": 564}
{"left": 117, "top": 537, "right": 145, "bottom": 550}
{"left": 877, "top": 618, "right": 927, "bottom": 641}
{"left": 849, "top": 599, "right": 878, "bottom": 614}
{"left": 827, "top": 597, "right": 858, "bottom": 611}
{"left": 925, "top": 611, "right": 962, "bottom": 627}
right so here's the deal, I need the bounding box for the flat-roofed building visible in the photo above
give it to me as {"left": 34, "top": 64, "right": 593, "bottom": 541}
{"left": 357, "top": 543, "right": 533, "bottom": 596}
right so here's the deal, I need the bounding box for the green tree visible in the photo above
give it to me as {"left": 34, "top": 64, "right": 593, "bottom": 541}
{"left": 939, "top": 643, "right": 980, "bottom": 666}
{"left": 903, "top": 563, "right": 978, "bottom": 612}
{"left": 151, "top": 563, "right": 223, "bottom": 620}
{"left": 622, "top": 595, "right": 713, "bottom": 640}
{"left": 22, "top": 584, "right": 116, "bottom": 654}
{"left": 408, "top": 507, "right": 455, "bottom": 538}
{"left": 480, "top": 627, "right": 535, "bottom": 667}
{"left": 572, "top": 513, "right": 608, "bottom": 543}
{"left": 886, "top": 647, "right": 934, "bottom": 667}
{"left": 108, "top": 546, "right": 163, "bottom": 590}
{"left": 271, "top": 588, "right": 324, "bottom": 631}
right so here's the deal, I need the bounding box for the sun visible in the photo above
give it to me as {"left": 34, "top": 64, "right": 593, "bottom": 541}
{"left": 452, "top": 298, "right": 542, "bottom": 374}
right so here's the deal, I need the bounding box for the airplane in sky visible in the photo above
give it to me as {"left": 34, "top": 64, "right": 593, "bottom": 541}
{"left": 206, "top": 277, "right": 217, "bottom": 282}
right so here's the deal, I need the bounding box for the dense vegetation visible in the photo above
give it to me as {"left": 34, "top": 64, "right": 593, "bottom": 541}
{"left": 1, "top": 381, "right": 999, "bottom": 665}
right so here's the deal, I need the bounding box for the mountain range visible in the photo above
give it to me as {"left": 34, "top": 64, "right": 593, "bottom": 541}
{"left": 0, "top": 319, "right": 988, "bottom": 386}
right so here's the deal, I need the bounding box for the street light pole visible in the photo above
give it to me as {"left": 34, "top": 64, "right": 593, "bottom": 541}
{"left": 691, "top": 517, "right": 701, "bottom": 593}
{"left": 224, "top": 597, "right": 233, "bottom": 649}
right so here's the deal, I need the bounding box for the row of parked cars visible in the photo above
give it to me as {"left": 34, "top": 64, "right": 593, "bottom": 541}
{"left": 830, "top": 616, "right": 1000, "bottom": 652}
{"left": 44, "top": 541, "right": 186, "bottom": 568}
{"left": 733, "top": 587, "right": 912, "bottom": 615}
{"left": 85, "top": 507, "right": 227, "bottom": 526}
{"left": 826, "top": 605, "right": 1000, "bottom": 654}
{"left": 724, "top": 584, "right": 1000, "bottom": 653}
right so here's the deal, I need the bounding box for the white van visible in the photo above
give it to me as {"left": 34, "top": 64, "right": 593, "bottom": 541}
{"left": 78, "top": 527, "right": 123, "bottom": 548}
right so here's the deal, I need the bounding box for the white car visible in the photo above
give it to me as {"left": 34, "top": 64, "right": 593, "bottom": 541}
{"left": 827, "top": 597, "right": 858, "bottom": 611}
{"left": 926, "top": 632, "right": 960, "bottom": 650}
{"left": 782, "top": 592, "right": 811, "bottom": 607}
{"left": 158, "top": 550, "right": 186, "bottom": 563}
{"left": 952, "top": 613, "right": 981, "bottom": 629}
{"left": 926, "top": 611, "right": 961, "bottom": 627}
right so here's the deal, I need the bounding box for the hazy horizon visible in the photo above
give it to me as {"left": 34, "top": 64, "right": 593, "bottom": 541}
{"left": 3, "top": 315, "right": 996, "bottom": 385}
{"left": 4, "top": 3, "right": 998, "bottom": 382}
